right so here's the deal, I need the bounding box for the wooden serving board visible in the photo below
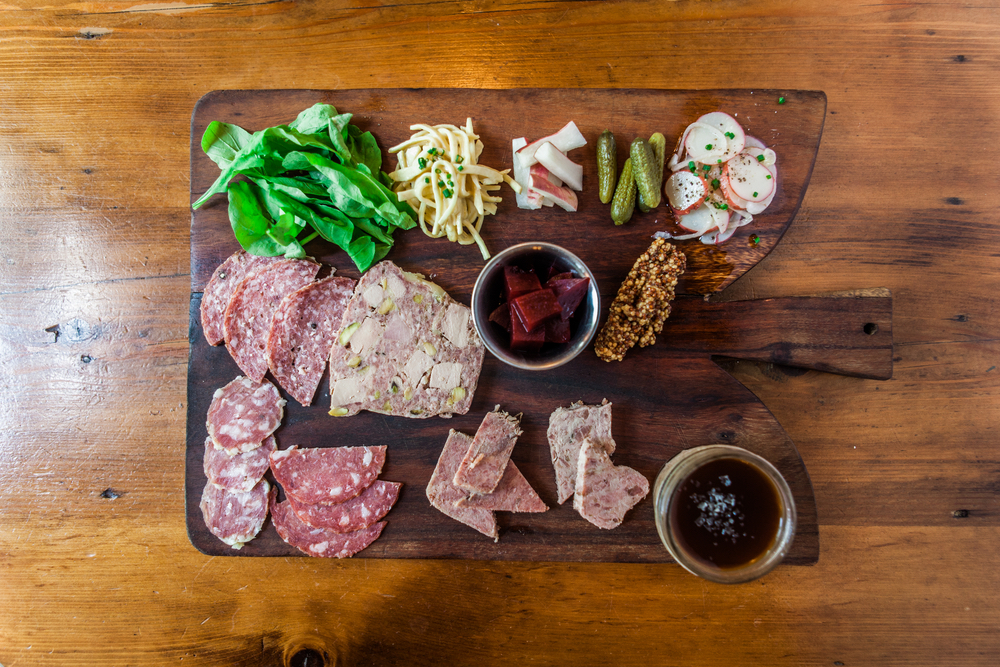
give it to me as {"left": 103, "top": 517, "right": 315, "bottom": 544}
{"left": 186, "top": 89, "right": 887, "bottom": 563}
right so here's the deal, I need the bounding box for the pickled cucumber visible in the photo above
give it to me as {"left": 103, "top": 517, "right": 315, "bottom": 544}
{"left": 630, "top": 138, "right": 661, "bottom": 211}
{"left": 610, "top": 157, "right": 636, "bottom": 225}
{"left": 597, "top": 130, "right": 617, "bottom": 204}
{"left": 638, "top": 132, "right": 667, "bottom": 213}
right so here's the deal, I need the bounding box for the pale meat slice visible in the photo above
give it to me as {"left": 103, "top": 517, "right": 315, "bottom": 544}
{"left": 573, "top": 438, "right": 649, "bottom": 530}
{"left": 200, "top": 250, "right": 282, "bottom": 346}
{"left": 288, "top": 480, "right": 401, "bottom": 533}
{"left": 269, "top": 444, "right": 386, "bottom": 506}
{"left": 452, "top": 407, "right": 523, "bottom": 494}
{"left": 426, "top": 430, "right": 498, "bottom": 541}
{"left": 206, "top": 377, "right": 285, "bottom": 454}
{"left": 223, "top": 258, "right": 320, "bottom": 382}
{"left": 203, "top": 435, "right": 276, "bottom": 493}
{"left": 547, "top": 400, "right": 616, "bottom": 504}
{"left": 328, "top": 260, "right": 484, "bottom": 419}
{"left": 270, "top": 494, "right": 385, "bottom": 558}
{"left": 266, "top": 275, "right": 356, "bottom": 407}
{"left": 455, "top": 460, "right": 548, "bottom": 513}
{"left": 200, "top": 478, "right": 273, "bottom": 549}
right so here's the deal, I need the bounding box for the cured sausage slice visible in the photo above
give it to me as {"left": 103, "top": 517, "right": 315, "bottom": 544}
{"left": 547, "top": 400, "right": 616, "bottom": 504}
{"left": 200, "top": 478, "right": 273, "bottom": 549}
{"left": 455, "top": 460, "right": 547, "bottom": 513}
{"left": 452, "top": 407, "right": 522, "bottom": 494}
{"left": 271, "top": 494, "right": 385, "bottom": 558}
{"left": 266, "top": 275, "right": 356, "bottom": 407}
{"left": 203, "top": 435, "right": 276, "bottom": 494}
{"left": 269, "top": 445, "right": 386, "bottom": 506}
{"left": 573, "top": 438, "right": 649, "bottom": 530}
{"left": 206, "top": 377, "right": 285, "bottom": 454}
{"left": 223, "top": 258, "right": 320, "bottom": 382}
{"left": 426, "top": 430, "right": 498, "bottom": 541}
{"left": 288, "top": 480, "right": 401, "bottom": 533}
{"left": 201, "top": 251, "right": 282, "bottom": 346}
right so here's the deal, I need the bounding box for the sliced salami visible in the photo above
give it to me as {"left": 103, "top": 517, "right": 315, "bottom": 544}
{"left": 206, "top": 377, "right": 285, "bottom": 454}
{"left": 271, "top": 494, "right": 385, "bottom": 558}
{"left": 547, "top": 400, "right": 616, "bottom": 504}
{"left": 426, "top": 430, "right": 498, "bottom": 541}
{"left": 203, "top": 435, "right": 276, "bottom": 494}
{"left": 201, "top": 251, "right": 282, "bottom": 346}
{"left": 452, "top": 407, "right": 523, "bottom": 494}
{"left": 223, "top": 258, "right": 320, "bottom": 382}
{"left": 200, "top": 478, "right": 273, "bottom": 549}
{"left": 289, "top": 480, "right": 401, "bottom": 533}
{"left": 269, "top": 445, "right": 386, "bottom": 506}
{"left": 573, "top": 438, "right": 649, "bottom": 530}
{"left": 266, "top": 275, "right": 356, "bottom": 407}
{"left": 456, "top": 460, "right": 547, "bottom": 513}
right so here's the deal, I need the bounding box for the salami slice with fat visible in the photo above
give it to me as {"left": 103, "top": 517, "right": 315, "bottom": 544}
{"left": 203, "top": 435, "right": 276, "bottom": 494}
{"left": 426, "top": 430, "right": 498, "bottom": 541}
{"left": 455, "top": 461, "right": 547, "bottom": 513}
{"left": 452, "top": 406, "right": 522, "bottom": 494}
{"left": 573, "top": 438, "right": 649, "bottom": 530}
{"left": 223, "top": 258, "right": 320, "bottom": 382}
{"left": 200, "top": 478, "right": 273, "bottom": 549}
{"left": 269, "top": 445, "right": 386, "bottom": 506}
{"left": 201, "top": 251, "right": 282, "bottom": 346}
{"left": 206, "top": 377, "right": 285, "bottom": 454}
{"left": 547, "top": 400, "right": 616, "bottom": 504}
{"left": 266, "top": 275, "right": 356, "bottom": 406}
{"left": 289, "top": 480, "right": 401, "bottom": 533}
{"left": 271, "top": 494, "right": 385, "bottom": 558}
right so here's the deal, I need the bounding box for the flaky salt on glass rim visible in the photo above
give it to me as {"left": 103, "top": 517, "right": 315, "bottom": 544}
{"left": 471, "top": 242, "right": 600, "bottom": 371}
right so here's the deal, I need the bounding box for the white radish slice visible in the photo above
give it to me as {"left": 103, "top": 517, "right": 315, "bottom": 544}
{"left": 709, "top": 205, "right": 730, "bottom": 234}
{"left": 724, "top": 154, "right": 774, "bottom": 202}
{"left": 739, "top": 147, "right": 778, "bottom": 214}
{"left": 684, "top": 122, "right": 727, "bottom": 164}
{"left": 665, "top": 171, "right": 707, "bottom": 215}
{"left": 529, "top": 166, "right": 578, "bottom": 212}
{"left": 719, "top": 170, "right": 750, "bottom": 210}
{"left": 515, "top": 121, "right": 587, "bottom": 168}
{"left": 730, "top": 210, "right": 754, "bottom": 229}
{"left": 696, "top": 111, "right": 746, "bottom": 162}
{"left": 676, "top": 203, "right": 720, "bottom": 234}
{"left": 743, "top": 145, "right": 777, "bottom": 167}
{"left": 512, "top": 137, "right": 541, "bottom": 210}
{"left": 744, "top": 135, "right": 766, "bottom": 150}
{"left": 535, "top": 141, "right": 583, "bottom": 191}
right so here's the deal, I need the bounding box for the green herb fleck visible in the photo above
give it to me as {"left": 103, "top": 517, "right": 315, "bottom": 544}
{"left": 705, "top": 144, "right": 713, "bottom": 150}
{"left": 711, "top": 179, "right": 720, "bottom": 189}
{"left": 752, "top": 192, "right": 758, "bottom": 198}
{"left": 417, "top": 157, "right": 427, "bottom": 169}
{"left": 756, "top": 154, "right": 765, "bottom": 162}
{"left": 457, "top": 165, "right": 464, "bottom": 171}
{"left": 750, "top": 234, "right": 760, "bottom": 245}
{"left": 766, "top": 174, "right": 772, "bottom": 179}
{"left": 778, "top": 97, "right": 785, "bottom": 104}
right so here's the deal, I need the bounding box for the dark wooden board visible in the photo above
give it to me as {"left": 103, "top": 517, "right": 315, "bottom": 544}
{"left": 186, "top": 89, "right": 874, "bottom": 563}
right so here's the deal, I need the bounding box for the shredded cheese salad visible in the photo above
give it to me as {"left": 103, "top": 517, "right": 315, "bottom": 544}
{"left": 388, "top": 119, "right": 520, "bottom": 259}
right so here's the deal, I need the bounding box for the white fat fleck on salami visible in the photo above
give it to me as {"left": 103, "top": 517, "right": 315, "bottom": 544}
{"left": 201, "top": 251, "right": 282, "bottom": 346}
{"left": 200, "top": 478, "right": 273, "bottom": 549}
{"left": 547, "top": 400, "right": 616, "bottom": 504}
{"left": 203, "top": 435, "right": 276, "bottom": 494}
{"left": 270, "top": 494, "right": 385, "bottom": 558}
{"left": 206, "top": 377, "right": 284, "bottom": 454}
{"left": 456, "top": 460, "right": 548, "bottom": 513}
{"left": 223, "top": 258, "right": 320, "bottom": 382}
{"left": 269, "top": 445, "right": 385, "bottom": 505}
{"left": 453, "top": 407, "right": 523, "bottom": 494}
{"left": 426, "top": 430, "right": 498, "bottom": 540}
{"left": 288, "top": 480, "right": 401, "bottom": 533}
{"left": 265, "top": 275, "right": 356, "bottom": 407}
{"left": 328, "top": 261, "right": 484, "bottom": 419}
{"left": 573, "top": 439, "right": 649, "bottom": 530}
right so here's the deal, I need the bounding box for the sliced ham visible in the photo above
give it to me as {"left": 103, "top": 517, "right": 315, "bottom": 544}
{"left": 200, "top": 478, "right": 273, "bottom": 549}
{"left": 203, "top": 434, "right": 276, "bottom": 494}
{"left": 455, "top": 460, "right": 547, "bottom": 513}
{"left": 266, "top": 275, "right": 356, "bottom": 406}
{"left": 269, "top": 445, "right": 386, "bottom": 506}
{"left": 223, "top": 258, "right": 320, "bottom": 382}
{"left": 426, "top": 430, "right": 499, "bottom": 541}
{"left": 200, "top": 251, "right": 282, "bottom": 346}
{"left": 452, "top": 407, "right": 522, "bottom": 494}
{"left": 573, "top": 439, "right": 649, "bottom": 530}
{"left": 270, "top": 494, "right": 385, "bottom": 558}
{"left": 547, "top": 400, "right": 615, "bottom": 504}
{"left": 206, "top": 377, "right": 285, "bottom": 454}
{"left": 288, "top": 480, "right": 401, "bottom": 533}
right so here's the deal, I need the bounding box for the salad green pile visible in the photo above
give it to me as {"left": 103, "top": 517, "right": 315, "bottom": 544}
{"left": 192, "top": 103, "right": 416, "bottom": 272}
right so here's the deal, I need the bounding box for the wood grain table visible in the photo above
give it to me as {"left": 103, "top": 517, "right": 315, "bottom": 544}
{"left": 1, "top": 2, "right": 997, "bottom": 665}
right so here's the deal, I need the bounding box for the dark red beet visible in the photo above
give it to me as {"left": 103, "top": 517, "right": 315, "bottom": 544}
{"left": 546, "top": 271, "right": 573, "bottom": 284}
{"left": 504, "top": 266, "right": 541, "bottom": 302}
{"left": 545, "top": 316, "right": 572, "bottom": 343}
{"left": 509, "top": 303, "right": 545, "bottom": 351}
{"left": 511, "top": 289, "right": 563, "bottom": 332}
{"left": 547, "top": 277, "right": 590, "bottom": 320}
{"left": 489, "top": 302, "right": 512, "bottom": 332}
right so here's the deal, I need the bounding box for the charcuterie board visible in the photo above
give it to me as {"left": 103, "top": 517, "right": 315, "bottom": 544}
{"left": 187, "top": 88, "right": 889, "bottom": 562}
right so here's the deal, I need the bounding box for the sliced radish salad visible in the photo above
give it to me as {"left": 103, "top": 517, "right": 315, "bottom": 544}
{"left": 512, "top": 121, "right": 587, "bottom": 212}
{"left": 662, "top": 112, "right": 777, "bottom": 244}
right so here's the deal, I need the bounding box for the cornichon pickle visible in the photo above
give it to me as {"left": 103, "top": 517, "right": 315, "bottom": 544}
{"left": 630, "top": 138, "right": 661, "bottom": 211}
{"left": 610, "top": 157, "right": 636, "bottom": 225}
{"left": 597, "top": 130, "right": 617, "bottom": 204}
{"left": 638, "top": 132, "right": 667, "bottom": 213}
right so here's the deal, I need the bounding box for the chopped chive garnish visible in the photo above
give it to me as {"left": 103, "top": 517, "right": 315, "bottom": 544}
{"left": 417, "top": 157, "right": 427, "bottom": 169}
{"left": 455, "top": 155, "right": 464, "bottom": 163}
{"left": 778, "top": 97, "right": 785, "bottom": 104}
{"left": 750, "top": 234, "right": 760, "bottom": 245}
{"left": 752, "top": 192, "right": 758, "bottom": 197}
{"left": 688, "top": 161, "right": 696, "bottom": 170}
{"left": 766, "top": 174, "right": 772, "bottom": 179}
{"left": 756, "top": 154, "right": 765, "bottom": 162}
{"left": 725, "top": 132, "right": 735, "bottom": 139}
{"left": 705, "top": 144, "right": 713, "bottom": 150}
{"left": 711, "top": 179, "right": 720, "bottom": 188}
{"left": 424, "top": 177, "right": 430, "bottom": 184}
{"left": 437, "top": 180, "right": 445, "bottom": 188}
{"left": 703, "top": 164, "right": 711, "bottom": 171}
{"left": 457, "top": 165, "right": 464, "bottom": 171}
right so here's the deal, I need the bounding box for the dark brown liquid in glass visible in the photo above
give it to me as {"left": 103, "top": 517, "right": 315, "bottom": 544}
{"left": 670, "top": 457, "right": 782, "bottom": 569}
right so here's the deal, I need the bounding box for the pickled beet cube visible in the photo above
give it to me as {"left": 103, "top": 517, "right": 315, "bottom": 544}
{"left": 511, "top": 289, "right": 563, "bottom": 332}
{"left": 547, "top": 277, "right": 590, "bottom": 320}
{"left": 509, "top": 303, "right": 545, "bottom": 351}
{"left": 489, "top": 302, "right": 512, "bottom": 332}
{"left": 545, "top": 271, "right": 573, "bottom": 284}
{"left": 545, "top": 316, "right": 572, "bottom": 344}
{"left": 504, "top": 266, "right": 541, "bottom": 301}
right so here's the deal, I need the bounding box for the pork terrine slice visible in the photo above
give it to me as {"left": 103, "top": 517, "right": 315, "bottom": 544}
{"left": 328, "top": 260, "right": 484, "bottom": 419}
{"left": 452, "top": 406, "right": 523, "bottom": 494}
{"left": 456, "top": 460, "right": 548, "bottom": 513}
{"left": 573, "top": 438, "right": 649, "bottom": 530}
{"left": 547, "top": 400, "right": 616, "bottom": 504}
{"left": 426, "top": 430, "right": 499, "bottom": 540}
